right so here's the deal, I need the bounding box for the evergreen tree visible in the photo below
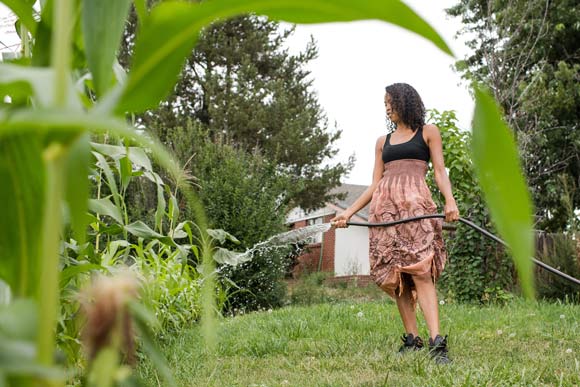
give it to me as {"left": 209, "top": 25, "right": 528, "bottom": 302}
{"left": 447, "top": 0, "right": 580, "bottom": 231}
{"left": 121, "top": 14, "right": 353, "bottom": 211}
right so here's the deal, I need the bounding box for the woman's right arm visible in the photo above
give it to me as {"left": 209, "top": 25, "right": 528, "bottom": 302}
{"left": 331, "top": 136, "right": 386, "bottom": 227}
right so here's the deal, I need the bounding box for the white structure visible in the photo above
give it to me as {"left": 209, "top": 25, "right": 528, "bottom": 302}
{"left": 286, "top": 184, "right": 370, "bottom": 277}
{"left": 334, "top": 223, "right": 370, "bottom": 276}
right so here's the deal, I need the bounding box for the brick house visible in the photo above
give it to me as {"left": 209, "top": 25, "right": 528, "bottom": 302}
{"left": 286, "top": 184, "right": 372, "bottom": 281}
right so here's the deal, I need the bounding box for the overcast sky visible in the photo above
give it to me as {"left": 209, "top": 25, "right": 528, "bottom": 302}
{"left": 0, "top": 1, "right": 473, "bottom": 186}
{"left": 282, "top": 1, "right": 474, "bottom": 185}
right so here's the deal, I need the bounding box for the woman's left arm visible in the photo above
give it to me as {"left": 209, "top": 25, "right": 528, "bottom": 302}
{"left": 424, "top": 124, "right": 460, "bottom": 222}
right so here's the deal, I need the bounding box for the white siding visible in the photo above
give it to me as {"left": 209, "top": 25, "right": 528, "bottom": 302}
{"left": 334, "top": 226, "right": 370, "bottom": 276}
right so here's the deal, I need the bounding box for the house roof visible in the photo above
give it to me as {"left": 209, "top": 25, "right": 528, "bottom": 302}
{"left": 286, "top": 183, "right": 370, "bottom": 223}
{"left": 329, "top": 183, "right": 370, "bottom": 220}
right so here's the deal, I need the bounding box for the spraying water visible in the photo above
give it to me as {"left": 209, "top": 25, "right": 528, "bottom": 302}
{"left": 226, "top": 223, "right": 332, "bottom": 266}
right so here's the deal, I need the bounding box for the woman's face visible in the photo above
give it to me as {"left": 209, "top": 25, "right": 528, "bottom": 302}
{"left": 384, "top": 93, "right": 399, "bottom": 124}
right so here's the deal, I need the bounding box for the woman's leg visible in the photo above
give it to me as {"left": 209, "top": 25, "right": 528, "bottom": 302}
{"left": 394, "top": 281, "right": 418, "bottom": 336}
{"left": 412, "top": 272, "right": 439, "bottom": 339}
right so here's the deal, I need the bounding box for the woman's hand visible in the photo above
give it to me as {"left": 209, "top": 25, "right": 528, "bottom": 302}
{"left": 330, "top": 212, "right": 351, "bottom": 228}
{"left": 444, "top": 200, "right": 460, "bottom": 222}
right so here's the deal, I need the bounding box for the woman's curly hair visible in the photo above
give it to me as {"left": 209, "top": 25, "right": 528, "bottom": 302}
{"left": 385, "top": 83, "right": 426, "bottom": 133}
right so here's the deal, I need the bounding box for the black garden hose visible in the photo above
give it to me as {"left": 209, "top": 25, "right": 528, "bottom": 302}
{"left": 344, "top": 214, "right": 580, "bottom": 287}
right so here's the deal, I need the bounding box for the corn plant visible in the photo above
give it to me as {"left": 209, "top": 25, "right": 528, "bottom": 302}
{"left": 0, "top": 0, "right": 534, "bottom": 386}
{"left": 58, "top": 138, "right": 242, "bottom": 368}
{"left": 85, "top": 143, "right": 234, "bottom": 333}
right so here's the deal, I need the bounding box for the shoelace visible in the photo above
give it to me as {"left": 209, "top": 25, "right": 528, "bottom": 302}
{"left": 414, "top": 337, "right": 424, "bottom": 348}
{"left": 430, "top": 336, "right": 448, "bottom": 352}
{"left": 400, "top": 334, "right": 414, "bottom": 346}
{"left": 401, "top": 334, "right": 424, "bottom": 349}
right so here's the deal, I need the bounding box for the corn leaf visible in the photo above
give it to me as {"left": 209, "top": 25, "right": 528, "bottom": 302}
{"left": 64, "top": 134, "right": 90, "bottom": 244}
{"left": 0, "top": 135, "right": 44, "bottom": 298}
{"left": 0, "top": 64, "right": 80, "bottom": 109}
{"left": 125, "top": 221, "right": 175, "bottom": 246}
{"left": 81, "top": 0, "right": 132, "bottom": 96}
{"left": 88, "top": 197, "right": 123, "bottom": 225}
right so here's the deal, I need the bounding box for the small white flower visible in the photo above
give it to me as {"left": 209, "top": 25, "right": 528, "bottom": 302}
{"left": 497, "top": 329, "right": 503, "bottom": 335}
{"left": 282, "top": 381, "right": 289, "bottom": 385}
{"left": 439, "top": 300, "right": 445, "bottom": 305}
{"left": 560, "top": 314, "right": 565, "bottom": 319}
{"left": 565, "top": 348, "right": 573, "bottom": 353}
{"left": 268, "top": 309, "right": 273, "bottom": 314}
{"left": 357, "top": 311, "right": 364, "bottom": 318}
{"left": 509, "top": 333, "right": 516, "bottom": 338}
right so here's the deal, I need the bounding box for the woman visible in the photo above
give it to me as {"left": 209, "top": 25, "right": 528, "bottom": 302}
{"left": 331, "top": 83, "right": 459, "bottom": 364}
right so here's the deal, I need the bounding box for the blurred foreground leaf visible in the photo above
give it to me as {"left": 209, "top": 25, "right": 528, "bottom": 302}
{"left": 472, "top": 87, "right": 535, "bottom": 298}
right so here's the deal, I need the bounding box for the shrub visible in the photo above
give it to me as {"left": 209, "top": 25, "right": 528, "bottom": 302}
{"left": 289, "top": 272, "right": 335, "bottom": 306}
{"left": 427, "top": 110, "right": 515, "bottom": 302}
{"left": 536, "top": 233, "right": 580, "bottom": 301}
{"left": 188, "top": 125, "right": 295, "bottom": 312}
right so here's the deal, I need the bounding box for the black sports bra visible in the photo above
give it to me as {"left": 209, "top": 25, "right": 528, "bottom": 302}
{"left": 382, "top": 126, "right": 430, "bottom": 163}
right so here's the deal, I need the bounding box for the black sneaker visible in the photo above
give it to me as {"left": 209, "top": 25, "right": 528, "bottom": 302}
{"left": 429, "top": 335, "right": 451, "bottom": 364}
{"left": 398, "top": 333, "right": 424, "bottom": 353}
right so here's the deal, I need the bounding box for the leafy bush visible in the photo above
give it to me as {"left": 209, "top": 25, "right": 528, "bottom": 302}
{"left": 536, "top": 233, "right": 580, "bottom": 301}
{"left": 190, "top": 128, "right": 295, "bottom": 312}
{"left": 126, "top": 122, "right": 295, "bottom": 313}
{"left": 289, "top": 272, "right": 335, "bottom": 306}
{"left": 288, "top": 272, "right": 385, "bottom": 306}
{"left": 427, "top": 110, "right": 515, "bottom": 302}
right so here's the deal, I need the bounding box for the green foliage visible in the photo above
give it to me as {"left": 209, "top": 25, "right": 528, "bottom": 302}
{"left": 536, "top": 233, "right": 580, "bottom": 301}
{"left": 132, "top": 240, "right": 203, "bottom": 333}
{"left": 447, "top": 0, "right": 580, "bottom": 232}
{"left": 0, "top": 0, "right": 36, "bottom": 32}
{"left": 288, "top": 273, "right": 386, "bottom": 306}
{"left": 518, "top": 61, "right": 580, "bottom": 231}
{"left": 88, "top": 142, "right": 208, "bottom": 329}
{"left": 0, "top": 0, "right": 537, "bottom": 385}
{"left": 481, "top": 286, "right": 516, "bottom": 306}
{"left": 193, "top": 136, "right": 289, "bottom": 246}
{"left": 0, "top": 135, "right": 44, "bottom": 298}
{"left": 133, "top": 120, "right": 299, "bottom": 312}
{"left": 427, "top": 110, "right": 515, "bottom": 302}
{"left": 471, "top": 88, "right": 534, "bottom": 298}
{"left": 56, "top": 144, "right": 209, "bottom": 372}
{"left": 0, "top": 300, "right": 62, "bottom": 385}
{"left": 290, "top": 272, "right": 350, "bottom": 305}
{"left": 188, "top": 125, "right": 294, "bottom": 312}
{"left": 65, "top": 134, "right": 91, "bottom": 244}
{"left": 81, "top": 0, "right": 132, "bottom": 97}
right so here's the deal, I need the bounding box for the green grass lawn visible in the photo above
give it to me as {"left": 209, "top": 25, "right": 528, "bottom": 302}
{"left": 139, "top": 299, "right": 580, "bottom": 387}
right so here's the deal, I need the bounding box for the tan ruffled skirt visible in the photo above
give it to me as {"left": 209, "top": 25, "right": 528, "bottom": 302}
{"left": 368, "top": 159, "right": 447, "bottom": 301}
